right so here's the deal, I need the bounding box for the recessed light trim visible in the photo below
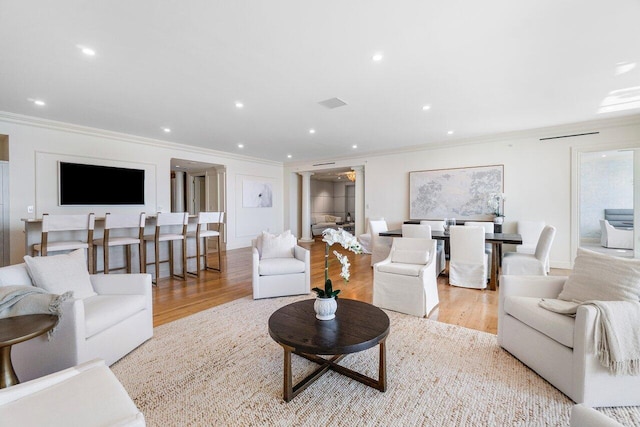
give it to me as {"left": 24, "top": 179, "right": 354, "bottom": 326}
{"left": 162, "top": 128, "right": 171, "bottom": 133}
{"left": 287, "top": 154, "right": 292, "bottom": 159}
{"left": 309, "top": 129, "right": 316, "bottom": 134}
{"left": 235, "top": 102, "right": 244, "bottom": 109}
{"left": 352, "top": 144, "right": 358, "bottom": 149}
{"left": 33, "top": 99, "right": 46, "bottom": 106}
{"left": 422, "top": 105, "right": 431, "bottom": 111}
{"left": 372, "top": 52, "right": 383, "bottom": 62}
{"left": 76, "top": 45, "right": 96, "bottom": 56}
{"left": 237, "top": 143, "right": 244, "bottom": 148}
{"left": 447, "top": 130, "right": 454, "bottom": 135}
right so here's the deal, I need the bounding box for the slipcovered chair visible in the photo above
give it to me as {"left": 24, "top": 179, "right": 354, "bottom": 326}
{"left": 0, "top": 251, "right": 153, "bottom": 382}
{"left": 420, "top": 220, "right": 447, "bottom": 275}
{"left": 0, "top": 359, "right": 145, "bottom": 427}
{"left": 516, "top": 220, "right": 548, "bottom": 272}
{"left": 600, "top": 219, "right": 633, "bottom": 250}
{"left": 464, "top": 221, "right": 494, "bottom": 274}
{"left": 252, "top": 230, "right": 310, "bottom": 299}
{"left": 358, "top": 217, "right": 384, "bottom": 255}
{"left": 502, "top": 225, "right": 556, "bottom": 275}
{"left": 369, "top": 219, "right": 392, "bottom": 266}
{"left": 402, "top": 224, "right": 444, "bottom": 276}
{"left": 373, "top": 238, "right": 439, "bottom": 317}
{"left": 448, "top": 226, "right": 488, "bottom": 289}
{"left": 498, "top": 264, "right": 640, "bottom": 407}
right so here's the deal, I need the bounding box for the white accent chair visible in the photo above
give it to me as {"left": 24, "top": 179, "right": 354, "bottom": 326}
{"left": 498, "top": 275, "right": 640, "bottom": 407}
{"left": 448, "top": 226, "right": 488, "bottom": 289}
{"left": 570, "top": 405, "right": 624, "bottom": 427}
{"left": 369, "top": 219, "right": 392, "bottom": 267}
{"left": 33, "top": 213, "right": 96, "bottom": 273}
{"left": 402, "top": 223, "right": 444, "bottom": 277}
{"left": 502, "top": 225, "right": 556, "bottom": 275}
{"left": 420, "top": 220, "right": 446, "bottom": 275}
{"left": 358, "top": 217, "right": 384, "bottom": 255}
{"left": 600, "top": 219, "right": 633, "bottom": 250}
{"left": 516, "top": 220, "right": 546, "bottom": 255}
{"left": 186, "top": 211, "right": 224, "bottom": 276}
{"left": 93, "top": 212, "right": 146, "bottom": 274}
{"left": 373, "top": 238, "right": 439, "bottom": 317}
{"left": 0, "top": 264, "right": 153, "bottom": 382}
{"left": 0, "top": 359, "right": 145, "bottom": 427}
{"left": 252, "top": 232, "right": 310, "bottom": 299}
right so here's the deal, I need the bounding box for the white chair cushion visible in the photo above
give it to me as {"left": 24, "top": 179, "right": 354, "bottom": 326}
{"left": 83, "top": 295, "right": 147, "bottom": 339}
{"left": 504, "top": 296, "right": 575, "bottom": 348}
{"left": 260, "top": 231, "right": 295, "bottom": 259}
{"left": 391, "top": 249, "right": 429, "bottom": 265}
{"left": 377, "top": 263, "right": 423, "bottom": 277}
{"left": 94, "top": 237, "right": 141, "bottom": 246}
{"left": 258, "top": 258, "right": 306, "bottom": 276}
{"left": 558, "top": 248, "right": 640, "bottom": 303}
{"left": 23, "top": 249, "right": 96, "bottom": 299}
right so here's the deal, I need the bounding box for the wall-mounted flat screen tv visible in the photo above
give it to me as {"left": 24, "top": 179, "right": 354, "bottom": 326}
{"left": 59, "top": 162, "right": 145, "bottom": 205}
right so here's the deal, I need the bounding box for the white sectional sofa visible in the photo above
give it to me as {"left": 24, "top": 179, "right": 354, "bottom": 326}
{"left": 311, "top": 214, "right": 342, "bottom": 236}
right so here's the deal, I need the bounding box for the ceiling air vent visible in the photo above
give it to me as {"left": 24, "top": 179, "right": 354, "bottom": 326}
{"left": 312, "top": 162, "right": 336, "bottom": 167}
{"left": 318, "top": 97, "right": 348, "bottom": 109}
{"left": 539, "top": 131, "right": 599, "bottom": 141}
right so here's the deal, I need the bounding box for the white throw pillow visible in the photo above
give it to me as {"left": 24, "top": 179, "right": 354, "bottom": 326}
{"left": 557, "top": 248, "right": 640, "bottom": 303}
{"left": 260, "top": 230, "right": 295, "bottom": 259}
{"left": 24, "top": 249, "right": 96, "bottom": 299}
{"left": 391, "top": 249, "right": 429, "bottom": 265}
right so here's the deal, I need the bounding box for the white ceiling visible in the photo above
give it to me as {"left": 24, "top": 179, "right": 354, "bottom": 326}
{"left": 1, "top": 1, "right": 639, "bottom": 163}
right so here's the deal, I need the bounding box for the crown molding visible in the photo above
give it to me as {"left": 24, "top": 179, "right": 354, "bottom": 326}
{"left": 285, "top": 114, "right": 640, "bottom": 168}
{"left": 0, "top": 111, "right": 283, "bottom": 167}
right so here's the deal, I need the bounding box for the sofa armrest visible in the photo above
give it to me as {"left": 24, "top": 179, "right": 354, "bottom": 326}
{"left": 252, "top": 247, "right": 260, "bottom": 296}
{"left": 294, "top": 245, "right": 309, "bottom": 264}
{"left": 90, "top": 274, "right": 152, "bottom": 296}
{"left": 498, "top": 275, "right": 568, "bottom": 345}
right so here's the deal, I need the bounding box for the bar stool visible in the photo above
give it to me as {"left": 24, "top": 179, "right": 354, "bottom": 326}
{"left": 92, "top": 213, "right": 146, "bottom": 274}
{"left": 33, "top": 213, "right": 96, "bottom": 273}
{"left": 143, "top": 212, "right": 188, "bottom": 284}
{"left": 186, "top": 211, "right": 224, "bottom": 276}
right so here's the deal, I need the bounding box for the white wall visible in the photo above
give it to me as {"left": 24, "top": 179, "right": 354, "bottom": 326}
{"left": 310, "top": 179, "right": 334, "bottom": 216}
{"left": 0, "top": 113, "right": 284, "bottom": 263}
{"left": 285, "top": 116, "right": 640, "bottom": 269}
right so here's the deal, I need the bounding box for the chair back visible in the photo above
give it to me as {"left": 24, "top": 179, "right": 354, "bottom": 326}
{"left": 464, "top": 221, "right": 494, "bottom": 233}
{"left": 402, "top": 224, "right": 431, "bottom": 238}
{"left": 420, "top": 220, "right": 445, "bottom": 232}
{"left": 517, "top": 220, "right": 546, "bottom": 247}
{"left": 104, "top": 212, "right": 146, "bottom": 230}
{"left": 197, "top": 211, "right": 223, "bottom": 225}
{"left": 534, "top": 225, "right": 556, "bottom": 261}
{"left": 41, "top": 213, "right": 95, "bottom": 232}
{"left": 388, "top": 237, "right": 434, "bottom": 266}
{"left": 156, "top": 212, "right": 189, "bottom": 227}
{"left": 368, "top": 219, "right": 388, "bottom": 246}
{"left": 450, "top": 226, "right": 485, "bottom": 263}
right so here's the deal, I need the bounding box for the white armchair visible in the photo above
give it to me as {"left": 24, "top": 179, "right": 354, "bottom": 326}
{"left": 516, "top": 220, "right": 548, "bottom": 272}
{"left": 502, "top": 225, "right": 556, "bottom": 275}
{"left": 0, "top": 359, "right": 145, "bottom": 427}
{"left": 369, "top": 219, "right": 392, "bottom": 266}
{"left": 0, "top": 263, "right": 153, "bottom": 382}
{"left": 373, "top": 238, "right": 439, "bottom": 317}
{"left": 252, "top": 231, "right": 310, "bottom": 299}
{"left": 498, "top": 275, "right": 640, "bottom": 407}
{"left": 600, "top": 219, "right": 633, "bottom": 250}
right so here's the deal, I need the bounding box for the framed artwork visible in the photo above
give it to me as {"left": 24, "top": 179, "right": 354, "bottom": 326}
{"left": 409, "top": 165, "right": 503, "bottom": 219}
{"left": 242, "top": 179, "right": 273, "bottom": 208}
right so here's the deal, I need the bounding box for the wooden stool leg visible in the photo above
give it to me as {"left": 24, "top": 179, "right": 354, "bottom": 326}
{"left": 217, "top": 235, "right": 222, "bottom": 271}
{"left": 196, "top": 236, "right": 202, "bottom": 277}
{"left": 181, "top": 239, "right": 187, "bottom": 280}
{"left": 104, "top": 244, "right": 110, "bottom": 274}
{"left": 154, "top": 239, "right": 160, "bottom": 285}
{"left": 139, "top": 243, "right": 146, "bottom": 273}
{"left": 125, "top": 245, "right": 132, "bottom": 273}
{"left": 169, "top": 241, "right": 174, "bottom": 278}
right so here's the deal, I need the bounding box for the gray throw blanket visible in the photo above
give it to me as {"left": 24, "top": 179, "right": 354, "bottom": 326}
{"left": 0, "top": 285, "right": 72, "bottom": 335}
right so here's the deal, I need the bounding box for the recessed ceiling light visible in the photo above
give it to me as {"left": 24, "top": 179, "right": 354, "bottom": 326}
{"left": 162, "top": 128, "right": 171, "bottom": 133}
{"left": 287, "top": 154, "right": 292, "bottom": 159}
{"left": 352, "top": 144, "right": 358, "bottom": 149}
{"left": 422, "top": 105, "right": 431, "bottom": 111}
{"left": 82, "top": 47, "right": 95, "bottom": 56}
{"left": 601, "top": 154, "right": 607, "bottom": 158}
{"left": 235, "top": 102, "right": 244, "bottom": 109}
{"left": 237, "top": 143, "right": 244, "bottom": 148}
{"left": 372, "top": 53, "right": 383, "bottom": 62}
{"left": 32, "top": 99, "right": 46, "bottom": 106}
{"left": 447, "top": 130, "right": 454, "bottom": 135}
{"left": 309, "top": 129, "right": 316, "bottom": 134}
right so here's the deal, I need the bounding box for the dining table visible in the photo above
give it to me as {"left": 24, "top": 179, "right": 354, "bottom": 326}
{"left": 378, "top": 229, "right": 523, "bottom": 291}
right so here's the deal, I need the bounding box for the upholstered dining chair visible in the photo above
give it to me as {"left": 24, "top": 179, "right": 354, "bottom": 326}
{"left": 401, "top": 223, "right": 445, "bottom": 277}
{"left": 502, "top": 225, "right": 556, "bottom": 275}
{"left": 358, "top": 217, "right": 384, "bottom": 254}
{"left": 420, "top": 220, "right": 446, "bottom": 274}
{"left": 448, "top": 226, "right": 488, "bottom": 289}
{"left": 186, "top": 211, "right": 224, "bottom": 276}
{"left": 92, "top": 212, "right": 146, "bottom": 274}
{"left": 369, "top": 219, "right": 392, "bottom": 266}
{"left": 143, "top": 212, "right": 189, "bottom": 284}
{"left": 464, "top": 221, "right": 494, "bottom": 274}
{"left": 33, "top": 213, "right": 96, "bottom": 273}
{"left": 373, "top": 237, "right": 439, "bottom": 317}
{"left": 516, "top": 220, "right": 548, "bottom": 271}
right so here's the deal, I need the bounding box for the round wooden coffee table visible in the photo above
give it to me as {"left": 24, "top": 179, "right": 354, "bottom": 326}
{"left": 268, "top": 298, "right": 390, "bottom": 402}
{"left": 0, "top": 314, "right": 58, "bottom": 388}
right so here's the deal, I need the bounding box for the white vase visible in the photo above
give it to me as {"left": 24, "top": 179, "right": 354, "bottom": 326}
{"left": 314, "top": 296, "right": 337, "bottom": 320}
{"left": 494, "top": 216, "right": 504, "bottom": 225}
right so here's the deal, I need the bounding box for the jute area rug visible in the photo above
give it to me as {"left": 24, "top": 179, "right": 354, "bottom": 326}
{"left": 111, "top": 295, "right": 640, "bottom": 426}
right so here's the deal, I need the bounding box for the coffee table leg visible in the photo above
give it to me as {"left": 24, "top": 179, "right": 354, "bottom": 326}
{"left": 282, "top": 344, "right": 293, "bottom": 402}
{"left": 0, "top": 345, "right": 18, "bottom": 388}
{"left": 379, "top": 339, "right": 387, "bottom": 392}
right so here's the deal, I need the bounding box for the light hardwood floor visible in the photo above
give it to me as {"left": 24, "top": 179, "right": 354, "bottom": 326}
{"left": 153, "top": 238, "right": 570, "bottom": 334}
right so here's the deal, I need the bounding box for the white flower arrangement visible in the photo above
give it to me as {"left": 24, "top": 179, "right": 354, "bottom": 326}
{"left": 487, "top": 192, "right": 505, "bottom": 217}
{"left": 312, "top": 228, "right": 362, "bottom": 298}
